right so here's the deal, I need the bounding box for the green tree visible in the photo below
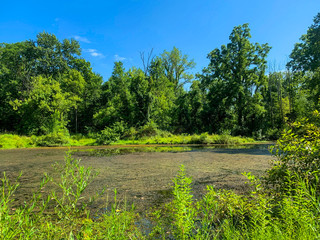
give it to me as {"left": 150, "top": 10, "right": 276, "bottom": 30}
{"left": 173, "top": 80, "right": 205, "bottom": 133}
{"left": 0, "top": 33, "right": 100, "bottom": 134}
{"left": 286, "top": 12, "right": 320, "bottom": 120}
{"left": 288, "top": 12, "right": 320, "bottom": 72}
{"left": 147, "top": 58, "right": 176, "bottom": 130}
{"left": 0, "top": 41, "right": 37, "bottom": 131}
{"left": 200, "top": 24, "right": 271, "bottom": 135}
{"left": 94, "top": 62, "right": 133, "bottom": 130}
{"left": 160, "top": 47, "right": 195, "bottom": 93}
{"left": 60, "top": 69, "right": 86, "bottom": 133}
{"left": 71, "top": 58, "right": 103, "bottom": 133}
{"left": 34, "top": 32, "right": 81, "bottom": 77}
{"left": 10, "top": 76, "right": 72, "bottom": 135}
{"left": 129, "top": 67, "right": 152, "bottom": 126}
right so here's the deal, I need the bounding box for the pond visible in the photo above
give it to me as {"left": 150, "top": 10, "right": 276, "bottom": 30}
{"left": 0, "top": 144, "right": 274, "bottom": 213}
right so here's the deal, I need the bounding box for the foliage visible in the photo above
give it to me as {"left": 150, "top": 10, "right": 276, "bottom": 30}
{"left": 136, "top": 121, "right": 159, "bottom": 138}
{"left": 49, "top": 152, "right": 99, "bottom": 219}
{"left": 199, "top": 23, "right": 270, "bottom": 135}
{"left": 2, "top": 13, "right": 320, "bottom": 142}
{"left": 171, "top": 165, "right": 195, "bottom": 239}
{"left": 0, "top": 133, "right": 95, "bottom": 149}
{"left": 35, "top": 130, "right": 70, "bottom": 147}
{"left": 150, "top": 164, "right": 320, "bottom": 239}
{"left": 288, "top": 12, "right": 320, "bottom": 72}
{"left": 0, "top": 33, "right": 102, "bottom": 135}
{"left": 96, "top": 121, "right": 126, "bottom": 145}
{"left": 266, "top": 110, "right": 320, "bottom": 193}
{"left": 0, "top": 134, "right": 35, "bottom": 148}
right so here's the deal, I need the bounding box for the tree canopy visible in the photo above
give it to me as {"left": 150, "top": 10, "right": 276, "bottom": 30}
{"left": 1, "top": 13, "right": 320, "bottom": 140}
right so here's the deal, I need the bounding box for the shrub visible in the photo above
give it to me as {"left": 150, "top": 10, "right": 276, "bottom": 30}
{"left": 266, "top": 111, "right": 320, "bottom": 192}
{"left": 96, "top": 121, "right": 126, "bottom": 145}
{"left": 35, "top": 130, "right": 70, "bottom": 147}
{"left": 265, "top": 128, "right": 281, "bottom": 140}
{"left": 137, "top": 121, "right": 159, "bottom": 138}
{"left": 122, "top": 127, "right": 138, "bottom": 140}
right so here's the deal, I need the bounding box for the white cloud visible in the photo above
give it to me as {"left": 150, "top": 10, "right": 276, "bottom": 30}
{"left": 84, "top": 49, "right": 104, "bottom": 57}
{"left": 114, "top": 54, "right": 126, "bottom": 61}
{"left": 74, "top": 35, "right": 91, "bottom": 43}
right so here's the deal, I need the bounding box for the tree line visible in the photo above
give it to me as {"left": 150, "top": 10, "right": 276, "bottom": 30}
{"left": 1, "top": 12, "right": 319, "bottom": 139}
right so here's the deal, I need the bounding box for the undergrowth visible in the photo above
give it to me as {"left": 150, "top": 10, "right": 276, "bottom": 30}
{"left": 0, "top": 132, "right": 255, "bottom": 149}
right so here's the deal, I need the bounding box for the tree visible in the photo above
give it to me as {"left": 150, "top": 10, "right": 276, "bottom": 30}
{"left": 0, "top": 41, "right": 37, "bottom": 131}
{"left": 160, "top": 47, "right": 195, "bottom": 93}
{"left": 286, "top": 12, "right": 320, "bottom": 118}
{"left": 200, "top": 24, "right": 271, "bottom": 135}
{"left": 94, "top": 62, "right": 133, "bottom": 130}
{"left": 0, "top": 33, "right": 101, "bottom": 134}
{"left": 10, "top": 76, "right": 72, "bottom": 135}
{"left": 61, "top": 69, "right": 86, "bottom": 133}
{"left": 34, "top": 32, "right": 81, "bottom": 77}
{"left": 288, "top": 12, "right": 320, "bottom": 72}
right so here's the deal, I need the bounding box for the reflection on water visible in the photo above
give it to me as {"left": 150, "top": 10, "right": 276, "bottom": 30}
{"left": 72, "top": 144, "right": 273, "bottom": 157}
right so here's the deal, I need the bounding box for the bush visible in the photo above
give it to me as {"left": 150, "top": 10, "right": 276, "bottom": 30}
{"left": 266, "top": 111, "right": 320, "bottom": 192}
{"left": 96, "top": 121, "right": 126, "bottom": 145}
{"left": 35, "top": 130, "right": 70, "bottom": 147}
{"left": 265, "top": 128, "right": 281, "bottom": 140}
{"left": 0, "top": 134, "right": 35, "bottom": 149}
{"left": 122, "top": 127, "right": 137, "bottom": 140}
{"left": 137, "top": 121, "right": 159, "bottom": 138}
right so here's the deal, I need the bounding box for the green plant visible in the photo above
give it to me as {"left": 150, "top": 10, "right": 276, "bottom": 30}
{"left": 49, "top": 152, "right": 99, "bottom": 219}
{"left": 96, "top": 121, "right": 126, "bottom": 145}
{"left": 35, "top": 130, "right": 70, "bottom": 147}
{"left": 137, "top": 121, "right": 159, "bottom": 138}
{"left": 170, "top": 165, "right": 196, "bottom": 239}
{"left": 122, "top": 127, "right": 138, "bottom": 140}
{"left": 266, "top": 111, "right": 320, "bottom": 193}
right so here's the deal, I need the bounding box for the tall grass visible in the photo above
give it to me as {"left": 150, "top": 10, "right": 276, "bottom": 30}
{"left": 0, "top": 133, "right": 96, "bottom": 149}
{"left": 149, "top": 168, "right": 320, "bottom": 239}
{"left": 116, "top": 133, "right": 255, "bottom": 145}
{"left": 0, "top": 132, "right": 256, "bottom": 149}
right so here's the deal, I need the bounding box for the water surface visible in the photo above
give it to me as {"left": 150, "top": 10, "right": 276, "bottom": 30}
{"left": 0, "top": 144, "right": 273, "bottom": 212}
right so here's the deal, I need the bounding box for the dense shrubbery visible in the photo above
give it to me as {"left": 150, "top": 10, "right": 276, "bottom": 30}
{"left": 0, "top": 133, "right": 96, "bottom": 149}
{"left": 0, "top": 130, "right": 256, "bottom": 149}
{"left": 96, "top": 121, "right": 126, "bottom": 145}
{"left": 0, "top": 134, "right": 35, "bottom": 148}
{"left": 266, "top": 110, "right": 320, "bottom": 194}
{"left": 35, "top": 130, "right": 70, "bottom": 147}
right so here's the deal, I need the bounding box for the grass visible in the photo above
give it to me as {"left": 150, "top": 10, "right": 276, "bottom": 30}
{"left": 0, "top": 133, "right": 96, "bottom": 149}
{"left": 114, "top": 133, "right": 256, "bottom": 146}
{"left": 0, "top": 132, "right": 257, "bottom": 149}
{"left": 1, "top": 152, "right": 319, "bottom": 239}
{"left": 0, "top": 134, "right": 35, "bottom": 149}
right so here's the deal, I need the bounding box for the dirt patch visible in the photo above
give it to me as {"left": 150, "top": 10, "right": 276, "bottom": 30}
{"left": 0, "top": 145, "right": 273, "bottom": 213}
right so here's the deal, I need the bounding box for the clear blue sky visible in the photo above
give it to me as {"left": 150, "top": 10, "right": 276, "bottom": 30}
{"left": 1, "top": 0, "right": 319, "bottom": 81}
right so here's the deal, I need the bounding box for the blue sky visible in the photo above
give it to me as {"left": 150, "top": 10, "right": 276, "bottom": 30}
{"left": 1, "top": 0, "right": 319, "bottom": 81}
